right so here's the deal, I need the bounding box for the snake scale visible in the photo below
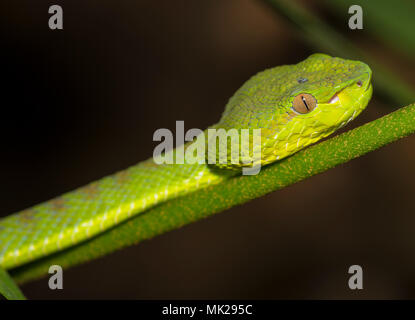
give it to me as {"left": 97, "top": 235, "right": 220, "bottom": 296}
{"left": 0, "top": 54, "right": 372, "bottom": 270}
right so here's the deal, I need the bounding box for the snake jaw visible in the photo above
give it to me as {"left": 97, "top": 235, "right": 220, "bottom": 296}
{"left": 327, "top": 94, "right": 340, "bottom": 104}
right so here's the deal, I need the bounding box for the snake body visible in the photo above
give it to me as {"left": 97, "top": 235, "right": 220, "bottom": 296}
{"left": 0, "top": 54, "right": 372, "bottom": 269}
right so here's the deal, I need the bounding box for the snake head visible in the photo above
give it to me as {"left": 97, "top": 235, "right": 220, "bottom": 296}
{"left": 209, "top": 53, "right": 373, "bottom": 170}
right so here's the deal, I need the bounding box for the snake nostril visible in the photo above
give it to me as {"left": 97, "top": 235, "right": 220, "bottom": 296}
{"left": 357, "top": 80, "right": 362, "bottom": 87}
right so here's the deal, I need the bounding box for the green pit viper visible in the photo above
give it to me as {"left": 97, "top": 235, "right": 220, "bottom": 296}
{"left": 0, "top": 53, "right": 372, "bottom": 270}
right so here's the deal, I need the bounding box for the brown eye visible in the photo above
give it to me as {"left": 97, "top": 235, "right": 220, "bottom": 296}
{"left": 292, "top": 93, "right": 317, "bottom": 114}
{"left": 357, "top": 80, "right": 362, "bottom": 87}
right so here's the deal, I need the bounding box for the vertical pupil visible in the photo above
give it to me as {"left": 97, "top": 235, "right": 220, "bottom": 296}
{"left": 301, "top": 96, "right": 309, "bottom": 111}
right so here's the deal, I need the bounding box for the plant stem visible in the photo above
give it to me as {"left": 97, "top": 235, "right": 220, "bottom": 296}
{"left": 11, "top": 103, "right": 415, "bottom": 284}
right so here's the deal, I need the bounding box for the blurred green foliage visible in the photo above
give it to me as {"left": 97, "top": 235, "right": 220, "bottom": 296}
{"left": 263, "top": 0, "right": 415, "bottom": 105}
{"left": 326, "top": 0, "right": 415, "bottom": 56}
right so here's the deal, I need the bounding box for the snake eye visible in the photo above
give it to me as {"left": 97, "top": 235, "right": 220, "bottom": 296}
{"left": 292, "top": 93, "right": 317, "bottom": 114}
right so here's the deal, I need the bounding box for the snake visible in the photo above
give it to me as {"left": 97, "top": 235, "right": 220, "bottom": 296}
{"left": 0, "top": 54, "right": 372, "bottom": 270}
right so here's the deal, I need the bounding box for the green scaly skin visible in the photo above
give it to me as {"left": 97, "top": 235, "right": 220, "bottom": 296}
{"left": 0, "top": 54, "right": 372, "bottom": 270}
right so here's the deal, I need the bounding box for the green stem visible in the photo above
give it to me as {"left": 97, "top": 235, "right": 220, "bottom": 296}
{"left": 0, "top": 267, "right": 26, "bottom": 300}
{"left": 11, "top": 103, "right": 415, "bottom": 284}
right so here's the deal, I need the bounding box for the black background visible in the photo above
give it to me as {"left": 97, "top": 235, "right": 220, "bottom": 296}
{"left": 1, "top": 0, "right": 415, "bottom": 299}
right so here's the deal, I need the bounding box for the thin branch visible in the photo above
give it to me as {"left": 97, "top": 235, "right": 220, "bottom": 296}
{"left": 11, "top": 103, "right": 415, "bottom": 284}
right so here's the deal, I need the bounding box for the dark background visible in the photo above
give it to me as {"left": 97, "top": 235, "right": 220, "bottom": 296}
{"left": 1, "top": 0, "right": 415, "bottom": 299}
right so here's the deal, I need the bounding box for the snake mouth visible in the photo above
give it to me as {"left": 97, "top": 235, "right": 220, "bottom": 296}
{"left": 322, "top": 90, "right": 342, "bottom": 105}
{"left": 324, "top": 84, "right": 350, "bottom": 105}
{"left": 325, "top": 76, "right": 371, "bottom": 106}
{"left": 325, "top": 69, "right": 372, "bottom": 105}
{"left": 327, "top": 93, "right": 340, "bottom": 104}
